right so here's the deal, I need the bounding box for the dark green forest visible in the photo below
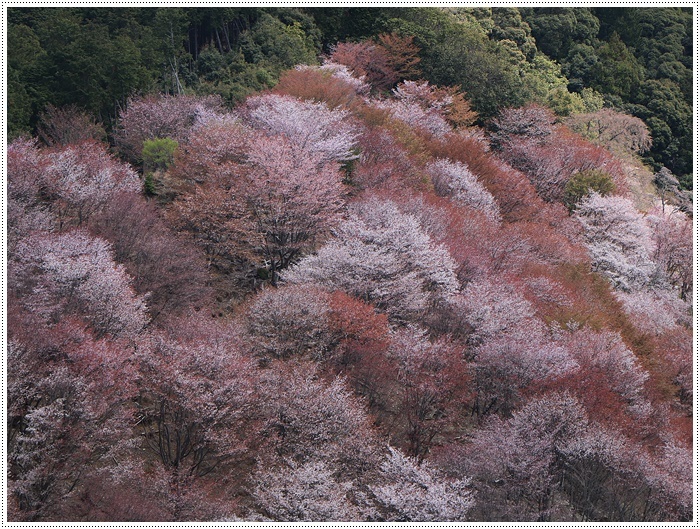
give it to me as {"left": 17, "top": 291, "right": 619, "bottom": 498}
{"left": 8, "top": 7, "right": 693, "bottom": 189}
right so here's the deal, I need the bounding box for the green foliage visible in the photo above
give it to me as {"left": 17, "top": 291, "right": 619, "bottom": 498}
{"left": 7, "top": 6, "right": 694, "bottom": 190}
{"left": 7, "top": 7, "right": 323, "bottom": 137}
{"left": 490, "top": 7, "right": 538, "bottom": 60}
{"left": 142, "top": 137, "right": 178, "bottom": 171}
{"left": 143, "top": 172, "right": 157, "bottom": 197}
{"left": 578, "top": 88, "right": 604, "bottom": 113}
{"left": 520, "top": 7, "right": 599, "bottom": 60}
{"left": 590, "top": 33, "right": 645, "bottom": 100}
{"left": 512, "top": 7, "right": 694, "bottom": 190}
{"left": 240, "top": 13, "right": 319, "bottom": 70}
{"left": 564, "top": 169, "right": 615, "bottom": 212}
{"left": 301, "top": 7, "right": 392, "bottom": 45}
{"left": 635, "top": 79, "right": 693, "bottom": 178}
{"left": 384, "top": 8, "right": 583, "bottom": 119}
{"left": 386, "top": 9, "right": 524, "bottom": 118}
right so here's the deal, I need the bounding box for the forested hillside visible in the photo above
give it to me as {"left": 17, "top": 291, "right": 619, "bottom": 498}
{"left": 9, "top": 7, "right": 693, "bottom": 189}
{"left": 7, "top": 7, "right": 693, "bottom": 522}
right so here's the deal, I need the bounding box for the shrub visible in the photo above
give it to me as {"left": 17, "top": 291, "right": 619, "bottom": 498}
{"left": 564, "top": 169, "right": 615, "bottom": 212}
{"left": 142, "top": 137, "right": 178, "bottom": 172}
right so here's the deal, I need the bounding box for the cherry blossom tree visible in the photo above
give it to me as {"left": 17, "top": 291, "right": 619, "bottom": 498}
{"left": 279, "top": 64, "right": 369, "bottom": 108}
{"left": 614, "top": 288, "right": 691, "bottom": 335}
{"left": 36, "top": 141, "right": 140, "bottom": 228}
{"left": 115, "top": 93, "right": 223, "bottom": 162}
{"left": 329, "top": 33, "right": 421, "bottom": 92}
{"left": 330, "top": 40, "right": 396, "bottom": 91}
{"left": 647, "top": 208, "right": 693, "bottom": 300}
{"left": 465, "top": 392, "right": 590, "bottom": 521}
{"left": 566, "top": 108, "right": 652, "bottom": 156}
{"left": 89, "top": 192, "right": 212, "bottom": 323}
{"left": 471, "top": 322, "right": 578, "bottom": 416}
{"left": 646, "top": 439, "right": 692, "bottom": 520}
{"left": 242, "top": 94, "right": 360, "bottom": 164}
{"left": 325, "top": 291, "right": 392, "bottom": 405}
{"left": 490, "top": 104, "right": 555, "bottom": 150}
{"left": 374, "top": 96, "right": 452, "bottom": 138}
{"left": 8, "top": 139, "right": 54, "bottom": 251}
{"left": 284, "top": 198, "right": 459, "bottom": 323}
{"left": 240, "top": 134, "right": 346, "bottom": 283}
{"left": 168, "top": 171, "right": 251, "bottom": 290}
{"left": 13, "top": 229, "right": 148, "bottom": 338}
{"left": 171, "top": 113, "right": 249, "bottom": 186}
{"left": 426, "top": 159, "right": 500, "bottom": 221}
{"left": 371, "top": 446, "right": 474, "bottom": 521}
{"left": 575, "top": 193, "right": 658, "bottom": 292}
{"left": 250, "top": 459, "right": 364, "bottom": 521}
{"left": 387, "top": 327, "right": 469, "bottom": 459}
{"left": 37, "top": 104, "right": 106, "bottom": 147}
{"left": 243, "top": 285, "right": 333, "bottom": 361}
{"left": 351, "top": 127, "right": 418, "bottom": 190}
{"left": 454, "top": 279, "right": 535, "bottom": 345}
{"left": 8, "top": 138, "right": 46, "bottom": 205}
{"left": 653, "top": 328, "right": 693, "bottom": 413}
{"left": 557, "top": 326, "right": 651, "bottom": 421}
{"left": 170, "top": 132, "right": 347, "bottom": 290}
{"left": 257, "top": 362, "right": 379, "bottom": 476}
{"left": 135, "top": 320, "right": 258, "bottom": 478}
{"left": 491, "top": 105, "right": 625, "bottom": 202}
{"left": 8, "top": 310, "right": 138, "bottom": 521}
{"left": 393, "top": 80, "right": 477, "bottom": 128}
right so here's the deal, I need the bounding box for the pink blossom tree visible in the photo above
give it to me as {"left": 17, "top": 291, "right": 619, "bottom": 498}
{"left": 614, "top": 288, "right": 691, "bottom": 335}
{"left": 491, "top": 105, "right": 625, "bottom": 202}
{"left": 135, "top": 320, "right": 259, "bottom": 479}
{"left": 575, "top": 193, "right": 658, "bottom": 292}
{"left": 565, "top": 108, "right": 652, "bottom": 156}
{"left": 375, "top": 99, "right": 451, "bottom": 137}
{"left": 454, "top": 279, "right": 535, "bottom": 345}
{"left": 243, "top": 285, "right": 333, "bottom": 361}
{"left": 561, "top": 326, "right": 651, "bottom": 417}
{"left": 250, "top": 459, "right": 364, "bottom": 521}
{"left": 8, "top": 311, "right": 138, "bottom": 521}
{"left": 37, "top": 104, "right": 106, "bottom": 147}
{"left": 471, "top": 322, "right": 578, "bottom": 416}
{"left": 171, "top": 114, "right": 249, "bottom": 185}
{"left": 465, "top": 392, "right": 590, "bottom": 521}
{"left": 23, "top": 141, "right": 140, "bottom": 229}
{"left": 284, "top": 198, "right": 459, "bottom": 323}
{"left": 647, "top": 208, "right": 693, "bottom": 300}
{"left": 12, "top": 229, "right": 148, "bottom": 338}
{"left": 89, "top": 192, "right": 212, "bottom": 323}
{"left": 371, "top": 446, "right": 474, "bottom": 521}
{"left": 170, "top": 132, "right": 347, "bottom": 289}
{"left": 426, "top": 159, "right": 501, "bottom": 221}
{"left": 114, "top": 93, "right": 223, "bottom": 162}
{"left": 387, "top": 327, "right": 468, "bottom": 459}
{"left": 257, "top": 362, "right": 379, "bottom": 476}
{"left": 240, "top": 134, "right": 347, "bottom": 283}
{"left": 242, "top": 94, "right": 360, "bottom": 164}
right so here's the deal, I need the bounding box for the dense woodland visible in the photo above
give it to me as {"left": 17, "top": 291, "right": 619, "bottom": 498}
{"left": 7, "top": 7, "right": 694, "bottom": 522}
{"left": 9, "top": 7, "right": 694, "bottom": 189}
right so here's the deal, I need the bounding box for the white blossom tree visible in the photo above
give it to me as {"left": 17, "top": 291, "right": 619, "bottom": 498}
{"left": 243, "top": 93, "right": 360, "bottom": 164}
{"left": 371, "top": 446, "right": 474, "bottom": 521}
{"left": 576, "top": 193, "right": 658, "bottom": 292}
{"left": 426, "top": 159, "right": 501, "bottom": 221}
{"left": 251, "top": 459, "right": 364, "bottom": 521}
{"left": 13, "top": 230, "right": 148, "bottom": 338}
{"left": 284, "top": 198, "right": 459, "bottom": 322}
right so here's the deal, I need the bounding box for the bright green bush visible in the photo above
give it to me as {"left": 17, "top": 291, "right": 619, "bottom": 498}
{"left": 142, "top": 137, "right": 178, "bottom": 172}
{"left": 564, "top": 169, "right": 615, "bottom": 212}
